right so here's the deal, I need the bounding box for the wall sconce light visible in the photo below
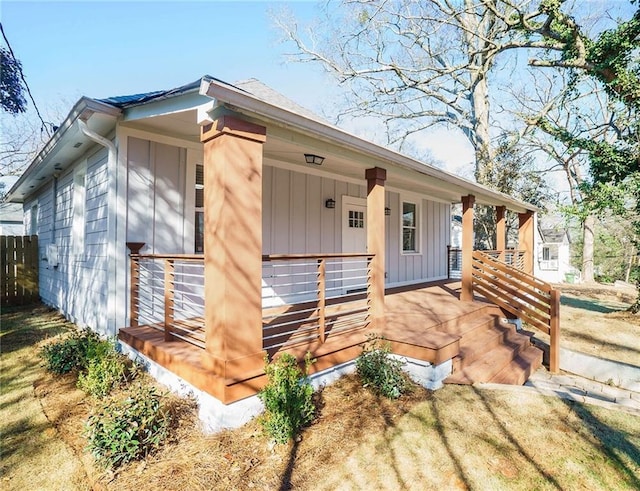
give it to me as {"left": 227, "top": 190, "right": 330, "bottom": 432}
{"left": 304, "top": 153, "right": 325, "bottom": 165}
{"left": 385, "top": 207, "right": 391, "bottom": 216}
{"left": 325, "top": 198, "right": 336, "bottom": 209}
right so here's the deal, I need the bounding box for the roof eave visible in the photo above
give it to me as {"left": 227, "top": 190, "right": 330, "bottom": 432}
{"left": 200, "top": 80, "right": 537, "bottom": 213}
{"left": 4, "top": 98, "right": 121, "bottom": 202}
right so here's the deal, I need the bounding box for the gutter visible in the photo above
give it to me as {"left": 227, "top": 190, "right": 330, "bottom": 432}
{"left": 4, "top": 97, "right": 121, "bottom": 202}
{"left": 77, "top": 117, "right": 119, "bottom": 338}
{"left": 199, "top": 78, "right": 537, "bottom": 213}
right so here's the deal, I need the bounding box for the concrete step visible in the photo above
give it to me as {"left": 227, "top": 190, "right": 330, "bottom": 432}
{"left": 489, "top": 345, "right": 544, "bottom": 385}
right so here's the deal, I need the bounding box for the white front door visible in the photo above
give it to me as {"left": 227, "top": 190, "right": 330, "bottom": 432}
{"left": 341, "top": 196, "right": 367, "bottom": 292}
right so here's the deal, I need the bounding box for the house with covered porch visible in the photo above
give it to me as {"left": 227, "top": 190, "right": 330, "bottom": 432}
{"left": 6, "top": 76, "right": 559, "bottom": 429}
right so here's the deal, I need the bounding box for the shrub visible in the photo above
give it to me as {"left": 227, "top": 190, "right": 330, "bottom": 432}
{"left": 258, "top": 353, "right": 315, "bottom": 444}
{"left": 356, "top": 335, "right": 410, "bottom": 399}
{"left": 77, "top": 346, "right": 131, "bottom": 398}
{"left": 40, "top": 329, "right": 102, "bottom": 374}
{"left": 85, "top": 384, "right": 169, "bottom": 469}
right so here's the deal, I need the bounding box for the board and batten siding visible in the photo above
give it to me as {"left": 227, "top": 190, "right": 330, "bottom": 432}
{"left": 26, "top": 145, "right": 111, "bottom": 334}
{"left": 262, "top": 165, "right": 451, "bottom": 285}
{"left": 126, "top": 137, "right": 189, "bottom": 254}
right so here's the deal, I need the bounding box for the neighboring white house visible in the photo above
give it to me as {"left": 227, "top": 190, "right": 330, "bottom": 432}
{"left": 0, "top": 203, "right": 24, "bottom": 235}
{"left": 534, "top": 225, "right": 577, "bottom": 283}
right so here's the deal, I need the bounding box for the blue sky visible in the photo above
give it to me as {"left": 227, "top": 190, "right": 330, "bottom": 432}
{"left": 6, "top": 0, "right": 632, "bottom": 186}
{"left": 0, "top": 0, "right": 476, "bottom": 172}
{"left": 1, "top": 1, "right": 331, "bottom": 108}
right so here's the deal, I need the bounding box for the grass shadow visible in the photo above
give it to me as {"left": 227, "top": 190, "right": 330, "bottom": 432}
{"left": 1, "top": 304, "right": 71, "bottom": 354}
{"left": 560, "top": 399, "right": 640, "bottom": 489}
{"left": 561, "top": 295, "right": 622, "bottom": 314}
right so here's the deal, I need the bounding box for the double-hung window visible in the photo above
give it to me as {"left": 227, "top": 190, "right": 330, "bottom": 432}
{"left": 402, "top": 201, "right": 418, "bottom": 253}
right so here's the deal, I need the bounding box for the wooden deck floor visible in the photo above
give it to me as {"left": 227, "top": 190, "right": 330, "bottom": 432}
{"left": 119, "top": 279, "right": 503, "bottom": 403}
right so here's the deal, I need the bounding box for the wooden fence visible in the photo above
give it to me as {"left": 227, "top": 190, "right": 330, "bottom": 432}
{"left": 1, "top": 235, "right": 39, "bottom": 306}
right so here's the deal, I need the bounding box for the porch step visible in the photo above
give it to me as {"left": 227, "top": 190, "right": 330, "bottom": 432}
{"left": 488, "top": 346, "right": 544, "bottom": 385}
{"left": 445, "top": 324, "right": 539, "bottom": 385}
{"left": 452, "top": 324, "right": 522, "bottom": 371}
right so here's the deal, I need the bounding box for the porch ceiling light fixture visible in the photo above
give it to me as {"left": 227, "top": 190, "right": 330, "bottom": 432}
{"left": 385, "top": 207, "right": 391, "bottom": 216}
{"left": 304, "top": 153, "right": 325, "bottom": 165}
{"left": 325, "top": 198, "right": 336, "bottom": 209}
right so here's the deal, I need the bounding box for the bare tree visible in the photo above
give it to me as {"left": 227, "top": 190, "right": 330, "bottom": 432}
{"left": 276, "top": 0, "right": 544, "bottom": 181}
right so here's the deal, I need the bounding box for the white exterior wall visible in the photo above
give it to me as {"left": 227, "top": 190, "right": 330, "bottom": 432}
{"left": 126, "top": 137, "right": 189, "bottom": 254}
{"left": 27, "top": 146, "right": 111, "bottom": 334}
{"left": 262, "top": 164, "right": 451, "bottom": 286}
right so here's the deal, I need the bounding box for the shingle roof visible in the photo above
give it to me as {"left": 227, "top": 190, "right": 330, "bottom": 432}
{"left": 233, "top": 78, "right": 325, "bottom": 122}
{"left": 98, "top": 76, "right": 324, "bottom": 124}
{"left": 540, "top": 228, "right": 567, "bottom": 243}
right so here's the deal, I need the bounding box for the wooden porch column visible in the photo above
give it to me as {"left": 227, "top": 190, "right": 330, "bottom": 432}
{"left": 366, "top": 167, "right": 386, "bottom": 330}
{"left": 518, "top": 211, "right": 535, "bottom": 275}
{"left": 200, "top": 115, "right": 267, "bottom": 379}
{"left": 496, "top": 206, "right": 506, "bottom": 261}
{"left": 461, "top": 195, "right": 475, "bottom": 302}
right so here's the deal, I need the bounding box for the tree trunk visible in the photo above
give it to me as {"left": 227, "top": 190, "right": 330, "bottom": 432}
{"left": 582, "top": 215, "right": 596, "bottom": 283}
{"left": 472, "top": 74, "right": 493, "bottom": 183}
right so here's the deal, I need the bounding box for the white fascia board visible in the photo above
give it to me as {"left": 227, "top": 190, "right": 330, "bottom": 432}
{"left": 201, "top": 80, "right": 537, "bottom": 214}
{"left": 122, "top": 92, "right": 211, "bottom": 122}
{"left": 5, "top": 97, "right": 121, "bottom": 202}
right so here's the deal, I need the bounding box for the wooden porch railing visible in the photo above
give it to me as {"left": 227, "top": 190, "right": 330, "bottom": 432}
{"left": 261, "top": 253, "right": 375, "bottom": 352}
{"left": 447, "top": 247, "right": 525, "bottom": 279}
{"left": 482, "top": 249, "right": 526, "bottom": 270}
{"left": 129, "top": 254, "right": 206, "bottom": 347}
{"left": 129, "top": 252, "right": 376, "bottom": 353}
{"left": 471, "top": 250, "right": 560, "bottom": 372}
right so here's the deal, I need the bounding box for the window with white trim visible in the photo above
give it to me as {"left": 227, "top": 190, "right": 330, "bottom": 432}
{"left": 348, "top": 210, "right": 364, "bottom": 228}
{"left": 402, "top": 201, "right": 418, "bottom": 252}
{"left": 30, "top": 204, "right": 38, "bottom": 235}
{"left": 72, "top": 165, "right": 86, "bottom": 256}
{"left": 540, "top": 245, "right": 559, "bottom": 270}
{"left": 194, "top": 164, "right": 204, "bottom": 253}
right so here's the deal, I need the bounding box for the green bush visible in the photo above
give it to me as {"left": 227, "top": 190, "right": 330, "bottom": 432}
{"left": 258, "top": 353, "right": 315, "bottom": 444}
{"left": 77, "top": 346, "right": 131, "bottom": 398}
{"left": 40, "top": 329, "right": 102, "bottom": 374}
{"left": 85, "top": 384, "right": 169, "bottom": 469}
{"left": 356, "top": 335, "right": 410, "bottom": 399}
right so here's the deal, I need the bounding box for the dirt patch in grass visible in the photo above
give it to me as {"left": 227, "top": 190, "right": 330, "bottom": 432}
{"left": 550, "top": 283, "right": 640, "bottom": 366}
{"left": 3, "top": 303, "right": 639, "bottom": 490}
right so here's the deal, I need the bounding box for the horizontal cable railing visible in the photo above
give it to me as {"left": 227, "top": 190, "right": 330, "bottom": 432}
{"left": 130, "top": 254, "right": 205, "bottom": 348}
{"left": 262, "top": 253, "right": 374, "bottom": 352}
{"left": 482, "top": 250, "right": 526, "bottom": 271}
{"left": 447, "top": 246, "right": 462, "bottom": 279}
{"left": 129, "top": 252, "right": 376, "bottom": 353}
{"left": 447, "top": 248, "right": 526, "bottom": 279}
{"left": 471, "top": 250, "right": 560, "bottom": 372}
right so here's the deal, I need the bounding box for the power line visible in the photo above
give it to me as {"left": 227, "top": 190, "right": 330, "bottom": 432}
{"left": 0, "top": 22, "right": 51, "bottom": 137}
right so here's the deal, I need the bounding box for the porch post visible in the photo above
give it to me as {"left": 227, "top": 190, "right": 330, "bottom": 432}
{"left": 496, "top": 205, "right": 506, "bottom": 260}
{"left": 518, "top": 211, "right": 535, "bottom": 275}
{"left": 461, "top": 195, "right": 475, "bottom": 302}
{"left": 366, "top": 167, "right": 386, "bottom": 331}
{"left": 200, "top": 115, "right": 267, "bottom": 380}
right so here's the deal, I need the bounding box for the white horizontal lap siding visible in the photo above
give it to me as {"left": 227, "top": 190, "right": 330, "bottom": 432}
{"left": 29, "top": 146, "right": 110, "bottom": 334}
